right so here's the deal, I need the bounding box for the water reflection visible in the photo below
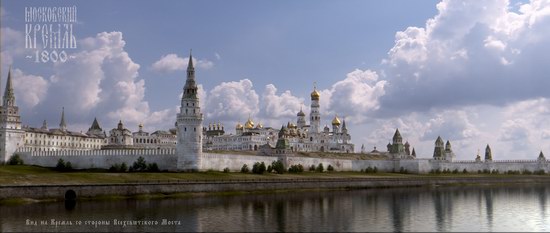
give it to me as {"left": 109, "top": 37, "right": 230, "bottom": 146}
{"left": 1, "top": 184, "right": 550, "bottom": 232}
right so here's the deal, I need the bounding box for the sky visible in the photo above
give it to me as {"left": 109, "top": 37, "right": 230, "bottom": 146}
{"left": 1, "top": 0, "right": 550, "bottom": 160}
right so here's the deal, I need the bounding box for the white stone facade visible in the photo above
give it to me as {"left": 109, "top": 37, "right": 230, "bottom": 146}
{"left": 203, "top": 86, "right": 355, "bottom": 153}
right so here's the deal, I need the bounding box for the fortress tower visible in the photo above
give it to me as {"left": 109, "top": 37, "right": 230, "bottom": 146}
{"left": 0, "top": 67, "right": 25, "bottom": 163}
{"left": 176, "top": 51, "right": 203, "bottom": 171}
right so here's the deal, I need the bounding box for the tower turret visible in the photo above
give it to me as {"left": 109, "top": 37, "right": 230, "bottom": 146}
{"left": 433, "top": 136, "right": 445, "bottom": 159}
{"left": 485, "top": 144, "right": 492, "bottom": 161}
{"left": 59, "top": 107, "right": 67, "bottom": 131}
{"left": 176, "top": 50, "right": 203, "bottom": 171}
{"left": 0, "top": 66, "right": 25, "bottom": 163}
{"left": 297, "top": 106, "right": 306, "bottom": 128}
{"left": 3, "top": 67, "right": 15, "bottom": 107}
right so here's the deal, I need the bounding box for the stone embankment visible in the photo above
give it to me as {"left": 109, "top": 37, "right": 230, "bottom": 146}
{"left": 2, "top": 176, "right": 550, "bottom": 201}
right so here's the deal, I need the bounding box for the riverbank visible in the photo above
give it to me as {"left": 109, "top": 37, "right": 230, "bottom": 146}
{"left": 2, "top": 165, "right": 550, "bottom": 204}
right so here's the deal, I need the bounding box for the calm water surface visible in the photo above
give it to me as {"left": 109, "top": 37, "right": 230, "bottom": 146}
{"left": 1, "top": 184, "right": 550, "bottom": 232}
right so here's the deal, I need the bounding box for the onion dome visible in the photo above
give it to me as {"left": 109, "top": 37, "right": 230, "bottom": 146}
{"left": 297, "top": 108, "right": 305, "bottom": 117}
{"left": 332, "top": 115, "right": 341, "bottom": 125}
{"left": 235, "top": 122, "right": 243, "bottom": 129}
{"left": 256, "top": 122, "right": 263, "bottom": 129}
{"left": 245, "top": 118, "right": 255, "bottom": 129}
{"left": 311, "top": 84, "right": 320, "bottom": 100}
{"left": 324, "top": 125, "right": 330, "bottom": 131}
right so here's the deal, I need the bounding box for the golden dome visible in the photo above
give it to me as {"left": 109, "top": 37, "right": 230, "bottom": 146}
{"left": 310, "top": 89, "right": 320, "bottom": 99}
{"left": 245, "top": 118, "right": 255, "bottom": 129}
{"left": 256, "top": 122, "right": 263, "bottom": 129}
{"left": 235, "top": 122, "right": 243, "bottom": 129}
{"left": 332, "top": 115, "right": 341, "bottom": 125}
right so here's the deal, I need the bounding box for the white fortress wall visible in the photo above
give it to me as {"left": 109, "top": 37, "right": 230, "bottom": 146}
{"left": 14, "top": 148, "right": 550, "bottom": 174}
{"left": 283, "top": 156, "right": 354, "bottom": 171}
{"left": 17, "top": 148, "right": 177, "bottom": 170}
{"left": 201, "top": 153, "right": 276, "bottom": 171}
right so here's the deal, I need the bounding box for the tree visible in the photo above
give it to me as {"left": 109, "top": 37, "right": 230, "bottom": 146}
{"left": 7, "top": 154, "right": 24, "bottom": 165}
{"left": 272, "top": 160, "right": 285, "bottom": 174}
{"left": 252, "top": 162, "right": 266, "bottom": 174}
{"left": 55, "top": 159, "right": 66, "bottom": 171}
{"left": 316, "top": 163, "right": 324, "bottom": 173}
{"left": 241, "top": 164, "right": 249, "bottom": 173}
{"left": 131, "top": 156, "right": 147, "bottom": 172}
{"left": 147, "top": 163, "right": 159, "bottom": 172}
{"left": 327, "top": 165, "right": 334, "bottom": 172}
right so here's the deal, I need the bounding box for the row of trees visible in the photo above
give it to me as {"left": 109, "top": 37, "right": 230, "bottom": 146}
{"left": 239, "top": 161, "right": 334, "bottom": 174}
{"left": 109, "top": 156, "right": 160, "bottom": 172}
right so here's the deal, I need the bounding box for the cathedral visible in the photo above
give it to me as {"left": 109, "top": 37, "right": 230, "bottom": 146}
{"left": 203, "top": 86, "right": 355, "bottom": 153}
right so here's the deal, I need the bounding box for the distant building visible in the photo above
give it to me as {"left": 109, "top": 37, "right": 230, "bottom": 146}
{"left": 203, "top": 86, "right": 355, "bottom": 153}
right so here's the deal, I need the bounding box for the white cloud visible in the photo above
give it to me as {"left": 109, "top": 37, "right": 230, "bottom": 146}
{"left": 28, "top": 31, "right": 177, "bottom": 132}
{"left": 379, "top": 0, "right": 550, "bottom": 114}
{"left": 0, "top": 27, "right": 25, "bottom": 69}
{"left": 324, "top": 69, "right": 386, "bottom": 124}
{"left": 260, "top": 84, "right": 305, "bottom": 125}
{"left": 152, "top": 53, "right": 214, "bottom": 72}
{"left": 11, "top": 69, "right": 49, "bottom": 108}
{"left": 203, "top": 79, "right": 259, "bottom": 123}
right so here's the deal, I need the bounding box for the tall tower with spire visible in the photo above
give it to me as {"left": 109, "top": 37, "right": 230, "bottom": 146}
{"left": 0, "top": 67, "right": 25, "bottom": 163}
{"left": 310, "top": 84, "right": 321, "bottom": 134}
{"left": 59, "top": 107, "right": 67, "bottom": 131}
{"left": 176, "top": 50, "right": 203, "bottom": 171}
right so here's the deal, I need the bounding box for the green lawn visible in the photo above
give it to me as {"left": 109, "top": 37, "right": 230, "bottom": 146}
{"left": 0, "top": 165, "right": 544, "bottom": 185}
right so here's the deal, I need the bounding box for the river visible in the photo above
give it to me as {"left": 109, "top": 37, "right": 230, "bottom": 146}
{"left": 1, "top": 184, "right": 549, "bottom": 232}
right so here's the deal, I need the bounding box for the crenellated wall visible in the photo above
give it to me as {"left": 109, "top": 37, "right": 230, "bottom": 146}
{"left": 17, "top": 148, "right": 177, "bottom": 170}
{"left": 14, "top": 148, "right": 550, "bottom": 174}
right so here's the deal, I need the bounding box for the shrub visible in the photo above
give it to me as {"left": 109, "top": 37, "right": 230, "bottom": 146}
{"left": 109, "top": 163, "right": 128, "bottom": 172}
{"left": 365, "top": 166, "right": 374, "bottom": 173}
{"left": 462, "top": 169, "right": 468, "bottom": 174}
{"left": 267, "top": 165, "right": 273, "bottom": 173}
{"left": 435, "top": 168, "right": 441, "bottom": 174}
{"left": 316, "top": 163, "right": 324, "bottom": 173}
{"left": 54, "top": 159, "right": 72, "bottom": 172}
{"left": 7, "top": 154, "right": 24, "bottom": 165}
{"left": 373, "top": 166, "right": 378, "bottom": 173}
{"left": 327, "top": 165, "right": 334, "bottom": 172}
{"left": 483, "top": 169, "right": 490, "bottom": 174}
{"left": 241, "top": 164, "right": 249, "bottom": 173}
{"left": 252, "top": 162, "right": 266, "bottom": 174}
{"left": 309, "top": 165, "right": 316, "bottom": 172}
{"left": 522, "top": 170, "right": 533, "bottom": 175}
{"left": 131, "top": 156, "right": 147, "bottom": 172}
{"left": 399, "top": 167, "right": 408, "bottom": 174}
{"left": 288, "top": 164, "right": 304, "bottom": 173}
{"left": 147, "top": 163, "right": 160, "bottom": 172}
{"left": 55, "top": 159, "right": 66, "bottom": 171}
{"left": 452, "top": 169, "right": 459, "bottom": 174}
{"left": 223, "top": 167, "right": 230, "bottom": 173}
{"left": 65, "top": 162, "right": 73, "bottom": 170}
{"left": 360, "top": 169, "right": 365, "bottom": 172}
{"left": 491, "top": 169, "right": 499, "bottom": 174}
{"left": 272, "top": 160, "right": 285, "bottom": 174}
{"left": 534, "top": 169, "right": 546, "bottom": 175}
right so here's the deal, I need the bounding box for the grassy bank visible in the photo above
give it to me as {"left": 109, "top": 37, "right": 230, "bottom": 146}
{"left": 1, "top": 165, "right": 548, "bottom": 186}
